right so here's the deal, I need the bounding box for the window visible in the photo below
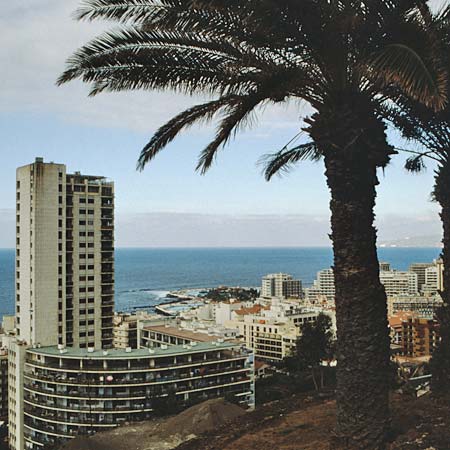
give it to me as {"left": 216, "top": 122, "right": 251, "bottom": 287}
{"left": 88, "top": 198, "right": 95, "bottom": 204}
{"left": 80, "top": 198, "right": 86, "bottom": 204}
{"left": 79, "top": 221, "right": 86, "bottom": 226}
{"left": 80, "top": 209, "right": 86, "bottom": 214}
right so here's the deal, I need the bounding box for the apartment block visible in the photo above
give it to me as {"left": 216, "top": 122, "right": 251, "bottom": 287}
{"left": 409, "top": 263, "right": 434, "bottom": 291}
{"left": 387, "top": 295, "right": 443, "bottom": 318}
{"left": 304, "top": 269, "right": 335, "bottom": 303}
{"left": 379, "top": 271, "right": 418, "bottom": 297}
{"left": 23, "top": 343, "right": 254, "bottom": 448}
{"left": 261, "top": 273, "right": 302, "bottom": 299}
{"left": 15, "top": 158, "right": 115, "bottom": 349}
{"left": 0, "top": 349, "right": 7, "bottom": 422}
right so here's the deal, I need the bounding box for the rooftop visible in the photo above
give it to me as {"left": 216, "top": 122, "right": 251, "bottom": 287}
{"left": 143, "top": 325, "right": 217, "bottom": 343}
{"left": 27, "top": 341, "right": 239, "bottom": 360}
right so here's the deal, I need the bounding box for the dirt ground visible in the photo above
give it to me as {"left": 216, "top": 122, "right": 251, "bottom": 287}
{"left": 176, "top": 393, "right": 450, "bottom": 450}
{"left": 61, "top": 392, "right": 450, "bottom": 450}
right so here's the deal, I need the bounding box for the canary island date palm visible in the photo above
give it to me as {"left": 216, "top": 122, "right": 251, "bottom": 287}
{"left": 386, "top": 4, "right": 450, "bottom": 397}
{"left": 58, "top": 1, "right": 447, "bottom": 448}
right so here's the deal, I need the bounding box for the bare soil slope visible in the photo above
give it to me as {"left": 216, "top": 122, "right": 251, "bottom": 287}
{"left": 61, "top": 399, "right": 245, "bottom": 450}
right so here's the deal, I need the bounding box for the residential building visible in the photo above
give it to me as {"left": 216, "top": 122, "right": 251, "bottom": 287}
{"left": 379, "top": 271, "right": 418, "bottom": 297}
{"left": 140, "top": 325, "right": 218, "bottom": 348}
{"left": 15, "top": 158, "right": 115, "bottom": 349}
{"left": 409, "top": 263, "right": 434, "bottom": 291}
{"left": 402, "top": 317, "right": 439, "bottom": 358}
{"left": 225, "top": 302, "right": 322, "bottom": 362}
{"left": 261, "top": 273, "right": 302, "bottom": 299}
{"left": 389, "top": 313, "right": 439, "bottom": 358}
{"left": 304, "top": 269, "right": 335, "bottom": 303}
{"left": 10, "top": 158, "right": 115, "bottom": 450}
{"left": 0, "top": 349, "right": 7, "bottom": 421}
{"left": 422, "top": 266, "right": 439, "bottom": 296}
{"left": 23, "top": 343, "right": 254, "bottom": 449}
{"left": 387, "top": 295, "right": 443, "bottom": 318}
{"left": 113, "top": 312, "right": 157, "bottom": 349}
{"left": 379, "top": 262, "right": 391, "bottom": 272}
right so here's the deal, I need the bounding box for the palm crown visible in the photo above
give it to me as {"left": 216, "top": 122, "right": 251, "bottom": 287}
{"left": 58, "top": 0, "right": 445, "bottom": 173}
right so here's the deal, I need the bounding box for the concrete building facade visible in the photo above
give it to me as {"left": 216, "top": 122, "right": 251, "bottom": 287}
{"left": 15, "top": 158, "right": 115, "bottom": 349}
{"left": 261, "top": 274, "right": 302, "bottom": 299}
{"left": 23, "top": 343, "right": 254, "bottom": 449}
{"left": 10, "top": 159, "right": 115, "bottom": 450}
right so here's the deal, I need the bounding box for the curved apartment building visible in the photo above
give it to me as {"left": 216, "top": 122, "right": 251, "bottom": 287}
{"left": 23, "top": 342, "right": 254, "bottom": 449}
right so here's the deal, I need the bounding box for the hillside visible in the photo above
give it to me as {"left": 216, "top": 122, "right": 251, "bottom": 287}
{"left": 60, "top": 393, "right": 450, "bottom": 450}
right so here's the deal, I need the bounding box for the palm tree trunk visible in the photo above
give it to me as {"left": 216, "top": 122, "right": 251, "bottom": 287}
{"left": 431, "top": 166, "right": 450, "bottom": 395}
{"left": 311, "top": 367, "right": 319, "bottom": 391}
{"left": 323, "top": 147, "right": 390, "bottom": 449}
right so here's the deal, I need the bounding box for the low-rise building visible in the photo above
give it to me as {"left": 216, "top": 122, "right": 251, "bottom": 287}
{"left": 387, "top": 295, "right": 443, "bottom": 318}
{"left": 23, "top": 343, "right": 254, "bottom": 449}
{"left": 140, "top": 325, "right": 218, "bottom": 348}
{"left": 113, "top": 311, "right": 158, "bottom": 349}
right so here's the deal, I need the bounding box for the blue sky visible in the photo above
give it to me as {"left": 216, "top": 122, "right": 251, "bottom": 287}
{"left": 0, "top": 0, "right": 445, "bottom": 247}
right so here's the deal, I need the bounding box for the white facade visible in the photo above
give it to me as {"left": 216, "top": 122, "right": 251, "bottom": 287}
{"left": 379, "top": 271, "right": 418, "bottom": 297}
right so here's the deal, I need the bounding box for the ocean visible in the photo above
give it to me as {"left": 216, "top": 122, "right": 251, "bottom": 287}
{"left": 0, "top": 247, "right": 441, "bottom": 320}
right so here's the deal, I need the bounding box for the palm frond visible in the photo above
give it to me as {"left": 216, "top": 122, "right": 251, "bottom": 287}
{"left": 405, "top": 154, "right": 427, "bottom": 172}
{"left": 366, "top": 43, "right": 447, "bottom": 110}
{"left": 75, "top": 0, "right": 171, "bottom": 23}
{"left": 137, "top": 96, "right": 238, "bottom": 170}
{"left": 195, "top": 95, "right": 265, "bottom": 174}
{"left": 262, "top": 142, "right": 321, "bottom": 181}
{"left": 57, "top": 28, "right": 258, "bottom": 96}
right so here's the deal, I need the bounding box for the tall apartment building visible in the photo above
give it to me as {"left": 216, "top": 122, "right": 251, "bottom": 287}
{"left": 10, "top": 158, "right": 115, "bottom": 450}
{"left": 261, "top": 273, "right": 302, "bottom": 299}
{"left": 15, "top": 158, "right": 114, "bottom": 349}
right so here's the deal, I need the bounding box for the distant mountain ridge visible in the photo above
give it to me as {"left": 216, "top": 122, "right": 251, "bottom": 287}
{"left": 378, "top": 235, "right": 442, "bottom": 248}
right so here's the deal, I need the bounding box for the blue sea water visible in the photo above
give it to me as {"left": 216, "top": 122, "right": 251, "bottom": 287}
{"left": 0, "top": 247, "right": 442, "bottom": 320}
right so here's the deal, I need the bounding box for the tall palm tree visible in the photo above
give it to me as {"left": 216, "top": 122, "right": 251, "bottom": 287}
{"left": 386, "top": 4, "right": 450, "bottom": 396}
{"left": 58, "top": 1, "right": 446, "bottom": 448}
